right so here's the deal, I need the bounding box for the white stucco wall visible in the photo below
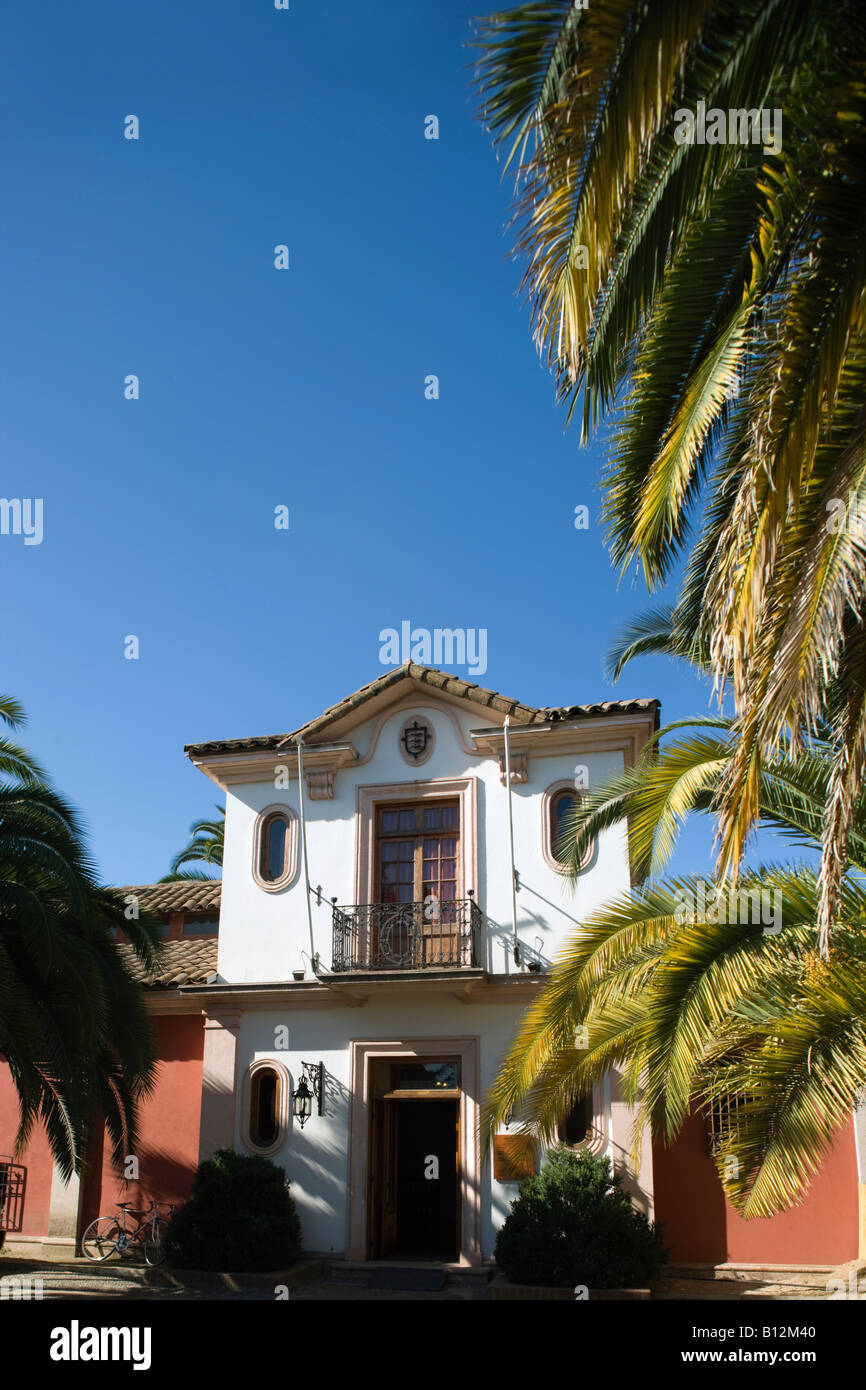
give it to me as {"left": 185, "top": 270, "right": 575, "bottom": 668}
{"left": 235, "top": 998, "right": 647, "bottom": 1260}
{"left": 216, "top": 701, "right": 631, "bottom": 984}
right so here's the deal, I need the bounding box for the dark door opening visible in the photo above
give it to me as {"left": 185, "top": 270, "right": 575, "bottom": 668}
{"left": 368, "top": 1098, "right": 459, "bottom": 1260}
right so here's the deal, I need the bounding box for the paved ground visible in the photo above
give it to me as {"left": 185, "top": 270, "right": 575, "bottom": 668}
{"left": 0, "top": 1259, "right": 487, "bottom": 1301}
{"left": 0, "top": 1259, "right": 836, "bottom": 1301}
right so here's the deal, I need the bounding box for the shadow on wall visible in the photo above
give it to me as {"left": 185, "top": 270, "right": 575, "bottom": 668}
{"left": 605, "top": 1068, "right": 659, "bottom": 1223}
{"left": 273, "top": 1068, "right": 353, "bottom": 1233}
{"left": 78, "top": 1138, "right": 200, "bottom": 1237}
{"left": 321, "top": 1067, "right": 350, "bottom": 1121}
{"left": 615, "top": 1156, "right": 662, "bottom": 1224}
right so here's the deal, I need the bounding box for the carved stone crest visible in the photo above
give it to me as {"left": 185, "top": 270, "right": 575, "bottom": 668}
{"left": 399, "top": 715, "right": 434, "bottom": 766}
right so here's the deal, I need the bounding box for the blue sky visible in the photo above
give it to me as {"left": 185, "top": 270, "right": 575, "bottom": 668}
{"left": 1, "top": 0, "right": 779, "bottom": 885}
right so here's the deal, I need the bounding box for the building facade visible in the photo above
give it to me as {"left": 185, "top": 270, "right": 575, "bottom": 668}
{"left": 184, "top": 662, "right": 659, "bottom": 1264}
{"left": 1, "top": 663, "right": 861, "bottom": 1269}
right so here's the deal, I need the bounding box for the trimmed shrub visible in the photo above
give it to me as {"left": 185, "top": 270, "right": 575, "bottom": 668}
{"left": 494, "top": 1145, "right": 665, "bottom": 1288}
{"left": 163, "top": 1148, "right": 302, "bottom": 1272}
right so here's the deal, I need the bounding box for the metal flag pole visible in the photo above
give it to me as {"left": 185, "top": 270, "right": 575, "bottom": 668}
{"left": 296, "top": 737, "right": 317, "bottom": 968}
{"left": 503, "top": 715, "right": 521, "bottom": 966}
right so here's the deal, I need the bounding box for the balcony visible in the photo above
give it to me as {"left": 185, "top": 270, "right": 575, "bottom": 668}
{"left": 332, "top": 895, "right": 482, "bottom": 972}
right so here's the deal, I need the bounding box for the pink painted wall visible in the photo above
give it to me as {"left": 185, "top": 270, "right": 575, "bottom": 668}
{"left": 1, "top": 1014, "right": 204, "bottom": 1240}
{"left": 653, "top": 1109, "right": 858, "bottom": 1265}
{"left": 0, "top": 1064, "right": 55, "bottom": 1237}
{"left": 80, "top": 1014, "right": 205, "bottom": 1231}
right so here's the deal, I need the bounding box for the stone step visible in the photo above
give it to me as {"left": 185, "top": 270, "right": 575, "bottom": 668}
{"left": 664, "top": 1261, "right": 835, "bottom": 1289}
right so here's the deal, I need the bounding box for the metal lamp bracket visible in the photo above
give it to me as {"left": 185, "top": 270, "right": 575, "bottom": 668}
{"left": 301, "top": 1061, "right": 324, "bottom": 1115}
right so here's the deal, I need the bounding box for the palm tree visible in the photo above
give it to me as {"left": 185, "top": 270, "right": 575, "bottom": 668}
{"left": 482, "top": 710, "right": 866, "bottom": 1218}
{"left": 164, "top": 806, "right": 224, "bottom": 880}
{"left": 0, "top": 696, "right": 163, "bottom": 1178}
{"left": 558, "top": 712, "right": 844, "bottom": 885}
{"left": 475, "top": 1, "right": 866, "bottom": 950}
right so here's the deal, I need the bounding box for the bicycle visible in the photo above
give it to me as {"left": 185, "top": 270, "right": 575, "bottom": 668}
{"left": 80, "top": 1199, "right": 176, "bottom": 1266}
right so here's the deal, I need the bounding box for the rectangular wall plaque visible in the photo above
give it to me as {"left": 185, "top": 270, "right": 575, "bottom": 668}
{"left": 493, "top": 1134, "right": 535, "bottom": 1182}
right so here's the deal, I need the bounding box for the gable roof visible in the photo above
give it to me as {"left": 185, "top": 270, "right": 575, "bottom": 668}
{"left": 184, "top": 663, "right": 659, "bottom": 758}
{"left": 116, "top": 881, "right": 221, "bottom": 916}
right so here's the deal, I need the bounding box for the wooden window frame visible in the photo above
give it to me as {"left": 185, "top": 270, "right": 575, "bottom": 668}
{"left": 375, "top": 799, "right": 460, "bottom": 906}
{"left": 354, "top": 778, "right": 479, "bottom": 907}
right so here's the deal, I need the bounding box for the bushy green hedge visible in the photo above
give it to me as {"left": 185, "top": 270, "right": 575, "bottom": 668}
{"left": 494, "top": 1145, "right": 665, "bottom": 1288}
{"left": 163, "top": 1149, "right": 302, "bottom": 1272}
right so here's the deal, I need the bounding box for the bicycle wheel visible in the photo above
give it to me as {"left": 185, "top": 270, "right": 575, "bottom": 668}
{"left": 81, "top": 1217, "right": 124, "bottom": 1262}
{"left": 143, "top": 1218, "right": 168, "bottom": 1267}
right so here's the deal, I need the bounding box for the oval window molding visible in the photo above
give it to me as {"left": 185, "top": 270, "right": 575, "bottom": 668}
{"left": 541, "top": 781, "right": 595, "bottom": 874}
{"left": 242, "top": 1059, "right": 290, "bottom": 1157}
{"left": 252, "top": 805, "right": 299, "bottom": 892}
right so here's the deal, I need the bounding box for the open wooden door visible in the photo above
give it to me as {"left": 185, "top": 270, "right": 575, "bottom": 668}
{"left": 368, "top": 1096, "right": 459, "bottom": 1260}
{"left": 368, "top": 1098, "right": 398, "bottom": 1258}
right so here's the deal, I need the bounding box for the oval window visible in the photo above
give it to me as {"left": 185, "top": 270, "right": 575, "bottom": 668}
{"left": 261, "top": 813, "right": 288, "bottom": 882}
{"left": 543, "top": 783, "right": 593, "bottom": 872}
{"left": 252, "top": 806, "right": 298, "bottom": 891}
{"left": 551, "top": 790, "right": 579, "bottom": 865}
{"left": 250, "top": 1067, "right": 280, "bottom": 1148}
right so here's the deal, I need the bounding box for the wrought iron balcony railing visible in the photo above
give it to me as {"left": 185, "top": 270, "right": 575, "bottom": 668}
{"left": 332, "top": 895, "right": 482, "bottom": 972}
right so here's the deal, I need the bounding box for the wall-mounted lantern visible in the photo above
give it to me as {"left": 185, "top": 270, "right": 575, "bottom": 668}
{"left": 292, "top": 1061, "right": 324, "bottom": 1128}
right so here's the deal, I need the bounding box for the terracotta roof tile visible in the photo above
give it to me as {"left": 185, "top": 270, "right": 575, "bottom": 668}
{"left": 116, "top": 881, "right": 221, "bottom": 915}
{"left": 184, "top": 664, "right": 659, "bottom": 757}
{"left": 119, "top": 938, "right": 218, "bottom": 989}
{"left": 539, "top": 698, "right": 660, "bottom": 722}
